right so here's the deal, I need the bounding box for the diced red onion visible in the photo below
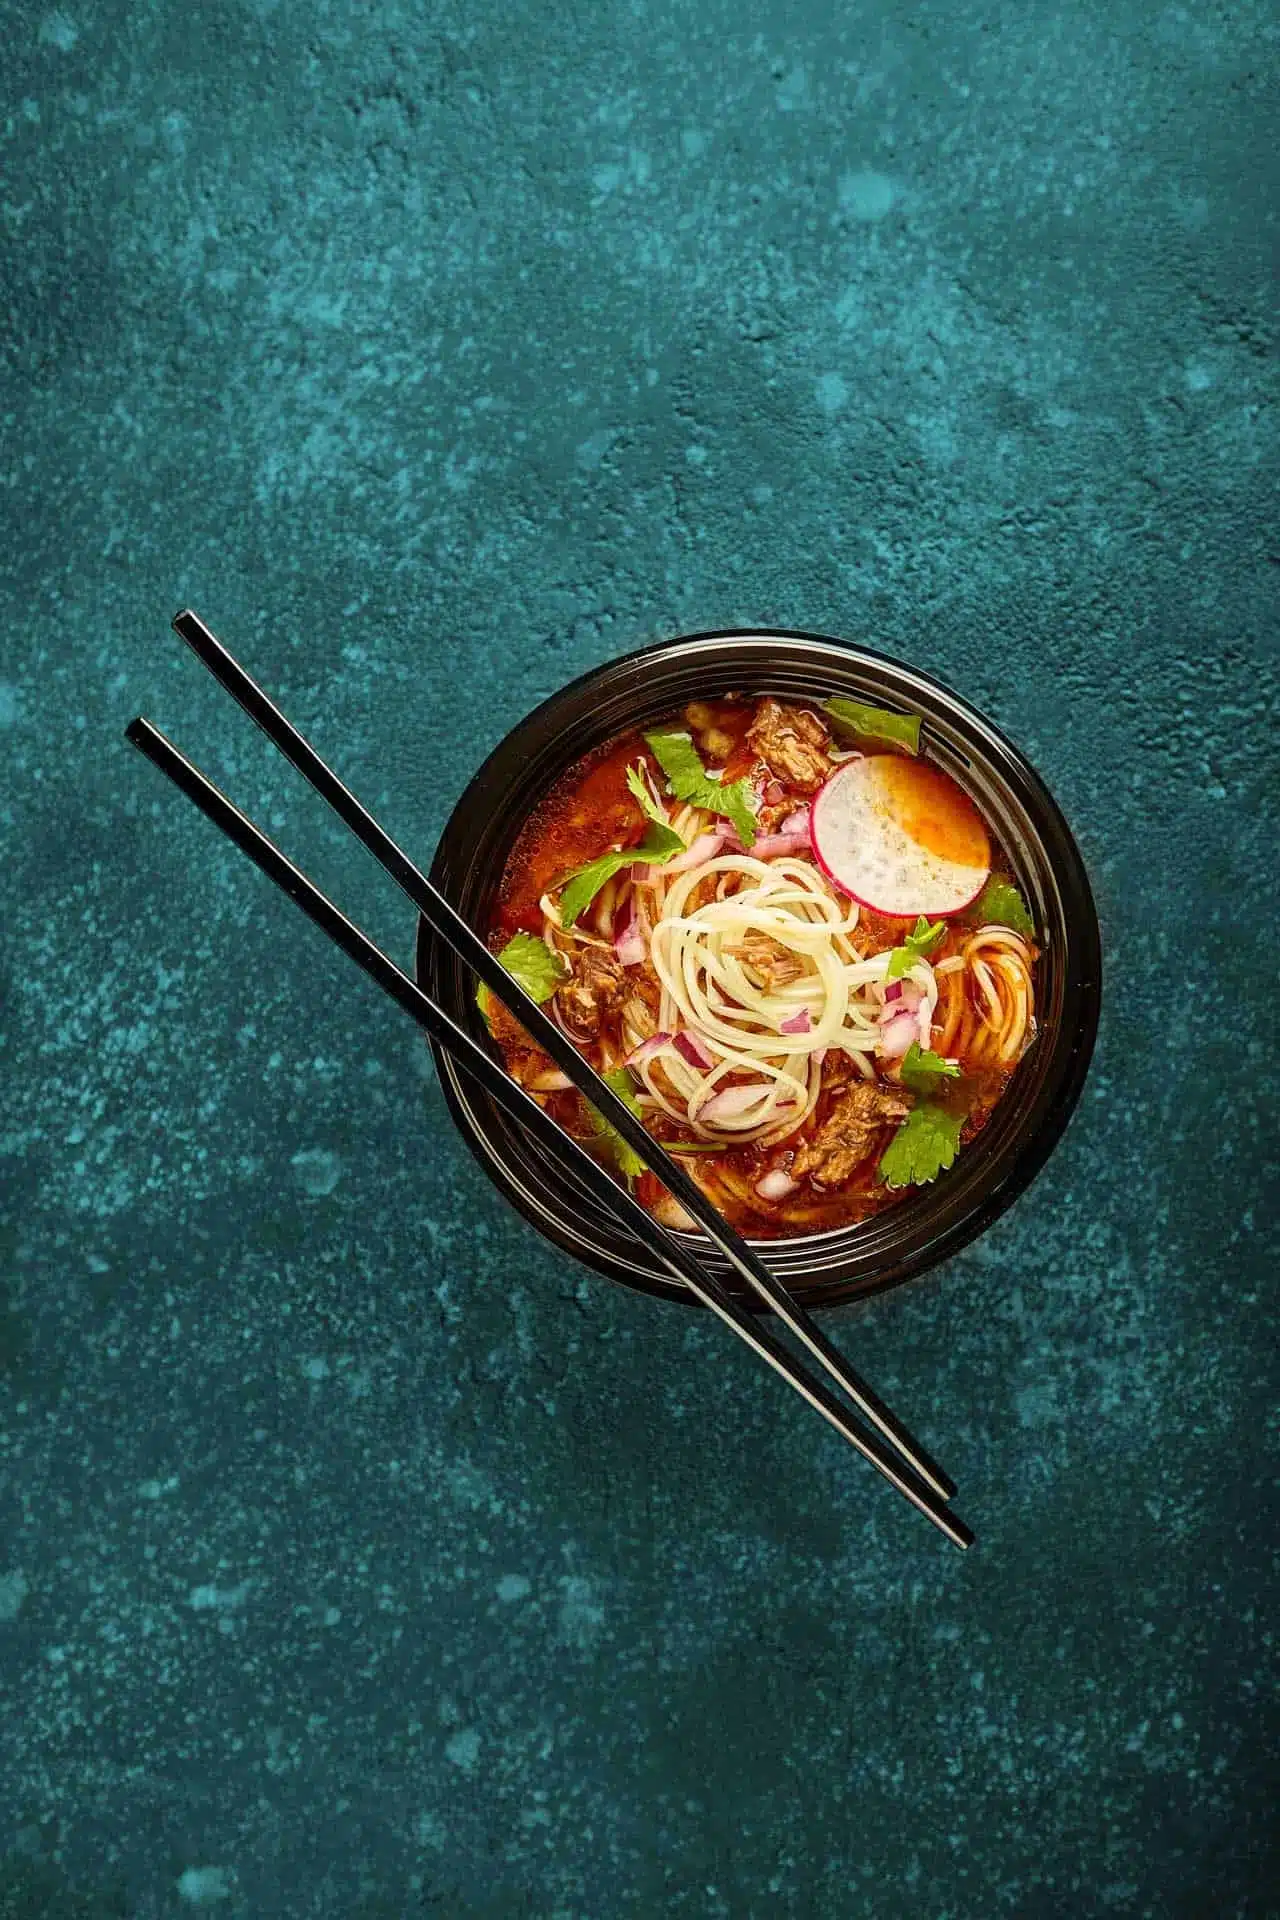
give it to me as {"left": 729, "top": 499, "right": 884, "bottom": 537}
{"left": 883, "top": 980, "right": 903, "bottom": 1004}
{"left": 879, "top": 1009, "right": 918, "bottom": 1060}
{"left": 756, "top": 1168, "right": 798, "bottom": 1201}
{"left": 613, "top": 915, "right": 646, "bottom": 967}
{"left": 778, "top": 806, "right": 812, "bottom": 840}
{"left": 748, "top": 830, "right": 812, "bottom": 861}
{"left": 697, "top": 1082, "right": 765, "bottom": 1123}
{"left": 780, "top": 1007, "right": 812, "bottom": 1035}
{"left": 812, "top": 1048, "right": 827, "bottom": 1069}
{"left": 652, "top": 1193, "right": 699, "bottom": 1232}
{"left": 764, "top": 780, "right": 786, "bottom": 806}
{"left": 625, "top": 1031, "right": 673, "bottom": 1067}
{"left": 636, "top": 829, "right": 725, "bottom": 884}
{"left": 673, "top": 1029, "right": 715, "bottom": 1069}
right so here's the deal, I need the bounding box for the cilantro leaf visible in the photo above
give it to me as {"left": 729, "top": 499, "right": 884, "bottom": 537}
{"left": 885, "top": 915, "right": 948, "bottom": 981}
{"left": 625, "top": 761, "right": 669, "bottom": 828}
{"left": 643, "top": 729, "right": 715, "bottom": 791}
{"left": 823, "top": 697, "right": 921, "bottom": 756}
{"left": 558, "top": 816, "right": 686, "bottom": 927}
{"left": 878, "top": 1105, "right": 963, "bottom": 1188}
{"left": 898, "top": 1042, "right": 961, "bottom": 1096}
{"left": 969, "top": 876, "right": 1034, "bottom": 937}
{"left": 476, "top": 932, "right": 568, "bottom": 1019}
{"left": 587, "top": 1066, "right": 647, "bottom": 1180}
{"left": 644, "top": 730, "right": 759, "bottom": 848}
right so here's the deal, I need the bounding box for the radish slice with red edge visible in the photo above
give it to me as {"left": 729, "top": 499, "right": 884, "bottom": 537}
{"left": 811, "top": 755, "right": 990, "bottom": 916}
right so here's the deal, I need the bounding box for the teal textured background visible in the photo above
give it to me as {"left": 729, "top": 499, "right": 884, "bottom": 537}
{"left": 2, "top": 0, "right": 1277, "bottom": 1914}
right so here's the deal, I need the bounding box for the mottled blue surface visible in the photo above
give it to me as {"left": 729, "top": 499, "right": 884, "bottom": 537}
{"left": 2, "top": 0, "right": 1278, "bottom": 1913}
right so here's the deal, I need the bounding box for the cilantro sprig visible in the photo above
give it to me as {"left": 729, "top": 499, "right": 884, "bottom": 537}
{"left": 878, "top": 1105, "right": 963, "bottom": 1188}
{"left": 898, "top": 1042, "right": 961, "bottom": 1096}
{"left": 559, "top": 819, "right": 685, "bottom": 926}
{"left": 556, "top": 761, "right": 687, "bottom": 927}
{"left": 476, "top": 932, "right": 568, "bottom": 1020}
{"left": 587, "top": 1066, "right": 647, "bottom": 1180}
{"left": 969, "top": 876, "right": 1035, "bottom": 937}
{"left": 823, "top": 697, "right": 921, "bottom": 756}
{"left": 643, "top": 730, "right": 759, "bottom": 848}
{"left": 626, "top": 762, "right": 669, "bottom": 827}
{"left": 885, "top": 916, "right": 947, "bottom": 981}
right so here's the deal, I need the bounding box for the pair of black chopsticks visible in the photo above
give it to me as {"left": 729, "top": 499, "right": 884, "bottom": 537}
{"left": 127, "top": 611, "right": 971, "bottom": 1550}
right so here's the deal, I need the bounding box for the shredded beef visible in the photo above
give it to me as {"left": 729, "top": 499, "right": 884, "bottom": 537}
{"left": 746, "top": 698, "right": 832, "bottom": 795}
{"left": 557, "top": 946, "right": 627, "bottom": 1041}
{"left": 791, "top": 1081, "right": 912, "bottom": 1189}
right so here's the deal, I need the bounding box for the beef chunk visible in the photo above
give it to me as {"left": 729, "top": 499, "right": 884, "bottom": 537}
{"left": 791, "top": 1081, "right": 912, "bottom": 1189}
{"left": 684, "top": 702, "right": 737, "bottom": 764}
{"left": 746, "top": 698, "right": 832, "bottom": 795}
{"left": 729, "top": 931, "right": 806, "bottom": 988}
{"left": 558, "top": 945, "right": 627, "bottom": 1041}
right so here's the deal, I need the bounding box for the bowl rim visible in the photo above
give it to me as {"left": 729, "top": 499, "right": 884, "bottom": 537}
{"left": 420, "top": 627, "right": 1102, "bottom": 1311}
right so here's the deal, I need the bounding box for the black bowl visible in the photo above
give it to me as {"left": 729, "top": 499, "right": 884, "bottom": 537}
{"left": 419, "top": 631, "right": 1101, "bottom": 1310}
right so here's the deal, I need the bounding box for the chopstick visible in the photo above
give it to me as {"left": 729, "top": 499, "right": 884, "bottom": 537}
{"left": 126, "top": 717, "right": 972, "bottom": 1551}
{"left": 168, "top": 609, "right": 959, "bottom": 1510}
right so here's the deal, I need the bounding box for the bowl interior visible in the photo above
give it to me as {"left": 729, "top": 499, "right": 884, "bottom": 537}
{"left": 419, "top": 632, "right": 1100, "bottom": 1310}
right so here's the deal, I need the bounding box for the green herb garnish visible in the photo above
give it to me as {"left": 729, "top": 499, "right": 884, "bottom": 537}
{"left": 878, "top": 1105, "right": 963, "bottom": 1188}
{"left": 885, "top": 916, "right": 947, "bottom": 981}
{"left": 969, "top": 876, "right": 1034, "bottom": 937}
{"left": 587, "top": 1066, "right": 647, "bottom": 1180}
{"left": 643, "top": 730, "right": 759, "bottom": 848}
{"left": 823, "top": 697, "right": 921, "bottom": 756}
{"left": 476, "top": 932, "right": 568, "bottom": 1019}
{"left": 898, "top": 1042, "right": 961, "bottom": 1096}
{"left": 555, "top": 760, "right": 688, "bottom": 926}
{"left": 625, "top": 762, "right": 670, "bottom": 828}
{"left": 559, "top": 818, "right": 685, "bottom": 927}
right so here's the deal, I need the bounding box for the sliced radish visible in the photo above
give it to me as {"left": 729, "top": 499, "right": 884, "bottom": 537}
{"left": 811, "top": 755, "right": 990, "bottom": 916}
